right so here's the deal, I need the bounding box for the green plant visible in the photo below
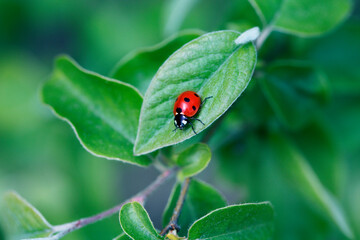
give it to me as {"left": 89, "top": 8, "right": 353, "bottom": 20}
{"left": 1, "top": 0, "right": 358, "bottom": 239}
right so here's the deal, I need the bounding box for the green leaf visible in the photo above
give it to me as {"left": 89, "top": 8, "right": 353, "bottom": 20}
{"left": 259, "top": 60, "right": 329, "bottom": 129}
{"left": 249, "top": 0, "right": 352, "bottom": 36}
{"left": 162, "top": 179, "right": 226, "bottom": 236}
{"left": 269, "top": 133, "right": 354, "bottom": 238}
{"left": 1, "top": 192, "right": 53, "bottom": 240}
{"left": 111, "top": 30, "right": 204, "bottom": 95}
{"left": 175, "top": 143, "right": 211, "bottom": 180}
{"left": 188, "top": 202, "right": 274, "bottom": 240}
{"left": 42, "top": 56, "right": 151, "bottom": 166}
{"left": 120, "top": 202, "right": 163, "bottom": 240}
{"left": 134, "top": 30, "right": 257, "bottom": 155}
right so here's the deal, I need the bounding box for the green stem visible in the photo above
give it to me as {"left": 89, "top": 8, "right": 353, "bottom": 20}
{"left": 256, "top": 25, "right": 273, "bottom": 49}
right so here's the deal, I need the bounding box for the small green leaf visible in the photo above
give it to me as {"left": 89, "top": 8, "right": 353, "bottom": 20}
{"left": 259, "top": 61, "right": 329, "bottom": 129}
{"left": 134, "top": 30, "right": 257, "bottom": 155}
{"left": 162, "top": 179, "right": 226, "bottom": 236}
{"left": 1, "top": 192, "right": 53, "bottom": 240}
{"left": 269, "top": 133, "right": 354, "bottom": 238}
{"left": 120, "top": 202, "right": 163, "bottom": 240}
{"left": 188, "top": 202, "right": 274, "bottom": 240}
{"left": 175, "top": 143, "right": 211, "bottom": 180}
{"left": 42, "top": 56, "right": 151, "bottom": 166}
{"left": 111, "top": 30, "right": 204, "bottom": 94}
{"left": 249, "top": 0, "right": 352, "bottom": 36}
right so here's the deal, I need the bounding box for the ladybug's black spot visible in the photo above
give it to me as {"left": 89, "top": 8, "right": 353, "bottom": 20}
{"left": 184, "top": 97, "right": 190, "bottom": 102}
{"left": 176, "top": 107, "right": 182, "bottom": 113}
{"left": 194, "top": 93, "right": 199, "bottom": 97}
{"left": 192, "top": 106, "right": 196, "bottom": 111}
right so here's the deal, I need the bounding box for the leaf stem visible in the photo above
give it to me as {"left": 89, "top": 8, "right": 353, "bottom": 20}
{"left": 52, "top": 169, "right": 174, "bottom": 239}
{"left": 256, "top": 25, "right": 273, "bottom": 49}
{"left": 153, "top": 154, "right": 170, "bottom": 172}
{"left": 160, "top": 178, "right": 191, "bottom": 236}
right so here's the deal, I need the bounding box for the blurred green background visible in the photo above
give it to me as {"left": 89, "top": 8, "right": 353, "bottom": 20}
{"left": 0, "top": 0, "right": 359, "bottom": 239}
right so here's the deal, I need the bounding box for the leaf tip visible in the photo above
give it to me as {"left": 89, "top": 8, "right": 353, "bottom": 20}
{"left": 234, "top": 27, "right": 260, "bottom": 45}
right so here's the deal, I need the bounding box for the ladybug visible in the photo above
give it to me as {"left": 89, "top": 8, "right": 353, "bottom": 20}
{"left": 173, "top": 91, "right": 212, "bottom": 134}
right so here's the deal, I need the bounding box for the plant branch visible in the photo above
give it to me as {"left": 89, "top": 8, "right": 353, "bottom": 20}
{"left": 160, "top": 177, "right": 191, "bottom": 236}
{"left": 51, "top": 169, "right": 174, "bottom": 239}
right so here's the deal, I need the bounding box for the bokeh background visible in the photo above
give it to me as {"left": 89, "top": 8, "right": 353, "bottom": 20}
{"left": 0, "top": 0, "right": 359, "bottom": 239}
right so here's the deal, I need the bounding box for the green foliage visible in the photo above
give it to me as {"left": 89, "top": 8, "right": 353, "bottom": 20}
{"left": 295, "top": 21, "right": 360, "bottom": 96}
{"left": 175, "top": 143, "right": 211, "bottom": 180}
{"left": 1, "top": 192, "right": 53, "bottom": 240}
{"left": 162, "top": 179, "right": 226, "bottom": 236}
{"left": 187, "top": 202, "right": 274, "bottom": 239}
{"left": 111, "top": 30, "right": 204, "bottom": 94}
{"left": 42, "top": 56, "right": 151, "bottom": 166}
{"left": 259, "top": 60, "right": 329, "bottom": 129}
{"left": 269, "top": 133, "right": 353, "bottom": 238}
{"left": 163, "top": 0, "right": 200, "bottom": 36}
{"left": 119, "top": 202, "right": 163, "bottom": 240}
{"left": 1, "top": 0, "right": 359, "bottom": 239}
{"left": 249, "top": 0, "right": 352, "bottom": 36}
{"left": 134, "top": 30, "right": 257, "bottom": 155}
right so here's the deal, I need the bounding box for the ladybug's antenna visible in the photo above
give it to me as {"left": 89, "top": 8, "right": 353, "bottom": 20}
{"left": 172, "top": 128, "right": 177, "bottom": 133}
{"left": 200, "top": 96, "right": 213, "bottom": 107}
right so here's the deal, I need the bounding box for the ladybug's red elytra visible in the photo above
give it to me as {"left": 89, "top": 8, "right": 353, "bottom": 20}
{"left": 173, "top": 91, "right": 212, "bottom": 134}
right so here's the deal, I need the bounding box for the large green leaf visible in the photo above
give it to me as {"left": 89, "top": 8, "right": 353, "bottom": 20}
{"left": 175, "top": 143, "right": 211, "bottom": 180}
{"left": 188, "top": 202, "right": 274, "bottom": 240}
{"left": 162, "top": 179, "right": 226, "bottom": 236}
{"left": 119, "top": 202, "right": 163, "bottom": 240}
{"left": 42, "top": 56, "right": 151, "bottom": 166}
{"left": 111, "top": 30, "right": 204, "bottom": 95}
{"left": 269, "top": 133, "right": 354, "bottom": 238}
{"left": 249, "top": 0, "right": 352, "bottom": 36}
{"left": 1, "top": 192, "right": 53, "bottom": 240}
{"left": 134, "top": 30, "right": 257, "bottom": 155}
{"left": 259, "top": 61, "right": 329, "bottom": 129}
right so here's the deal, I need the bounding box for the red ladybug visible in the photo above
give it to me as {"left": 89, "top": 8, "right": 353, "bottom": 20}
{"left": 173, "top": 91, "right": 212, "bottom": 134}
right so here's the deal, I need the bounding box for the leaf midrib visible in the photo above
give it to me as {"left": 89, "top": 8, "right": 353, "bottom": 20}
{"left": 133, "top": 204, "right": 160, "bottom": 239}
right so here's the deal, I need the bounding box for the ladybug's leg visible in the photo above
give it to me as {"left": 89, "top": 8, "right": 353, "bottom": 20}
{"left": 172, "top": 128, "right": 177, "bottom": 132}
{"left": 188, "top": 121, "right": 197, "bottom": 135}
{"left": 190, "top": 117, "right": 205, "bottom": 125}
{"left": 200, "top": 96, "right": 213, "bottom": 107}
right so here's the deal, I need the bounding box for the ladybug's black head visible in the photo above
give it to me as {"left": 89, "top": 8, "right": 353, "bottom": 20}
{"left": 174, "top": 113, "right": 188, "bottom": 130}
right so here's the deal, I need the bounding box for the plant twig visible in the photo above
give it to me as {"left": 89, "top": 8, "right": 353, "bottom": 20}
{"left": 51, "top": 169, "right": 174, "bottom": 239}
{"left": 160, "top": 178, "right": 191, "bottom": 236}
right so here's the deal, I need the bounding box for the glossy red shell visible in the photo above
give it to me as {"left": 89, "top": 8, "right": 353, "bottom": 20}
{"left": 173, "top": 91, "right": 201, "bottom": 117}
